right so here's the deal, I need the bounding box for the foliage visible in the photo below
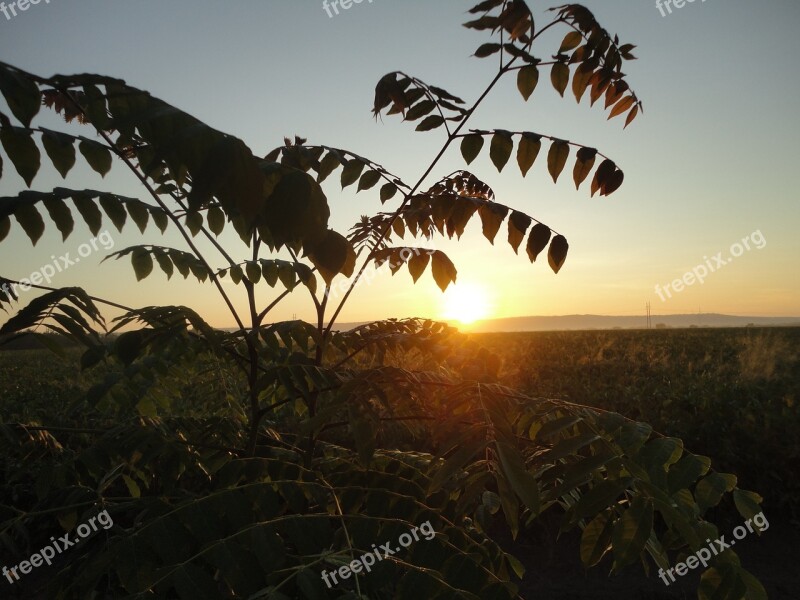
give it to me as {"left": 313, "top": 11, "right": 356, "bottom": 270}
{"left": 487, "top": 327, "right": 800, "bottom": 515}
{"left": 0, "top": 2, "right": 766, "bottom": 599}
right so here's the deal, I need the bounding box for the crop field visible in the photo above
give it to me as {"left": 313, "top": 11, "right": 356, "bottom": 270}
{"left": 476, "top": 327, "right": 800, "bottom": 512}
{"left": 1, "top": 327, "right": 797, "bottom": 598}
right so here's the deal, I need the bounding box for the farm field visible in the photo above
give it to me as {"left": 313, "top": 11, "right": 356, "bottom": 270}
{"left": 473, "top": 327, "right": 800, "bottom": 598}
{"left": 1, "top": 327, "right": 798, "bottom": 598}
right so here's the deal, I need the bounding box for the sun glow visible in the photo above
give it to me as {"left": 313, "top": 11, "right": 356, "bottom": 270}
{"left": 441, "top": 282, "right": 492, "bottom": 325}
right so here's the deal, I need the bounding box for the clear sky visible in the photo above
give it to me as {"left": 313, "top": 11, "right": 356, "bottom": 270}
{"left": 1, "top": 0, "right": 798, "bottom": 329}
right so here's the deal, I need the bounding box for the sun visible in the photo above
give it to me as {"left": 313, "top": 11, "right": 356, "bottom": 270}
{"left": 441, "top": 282, "right": 492, "bottom": 325}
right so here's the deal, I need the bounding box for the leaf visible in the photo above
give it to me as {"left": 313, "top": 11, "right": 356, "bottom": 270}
{"left": 405, "top": 100, "right": 436, "bottom": 121}
{"left": 154, "top": 250, "right": 173, "bottom": 279}
{"left": 207, "top": 205, "right": 225, "bottom": 236}
{"left": 380, "top": 182, "right": 398, "bottom": 203}
{"left": 1, "top": 127, "right": 40, "bottom": 186}
{"left": 516, "top": 133, "right": 541, "bottom": 177}
{"left": 602, "top": 168, "right": 625, "bottom": 196}
{"left": 41, "top": 130, "right": 76, "bottom": 178}
{"left": 517, "top": 65, "right": 539, "bottom": 101}
{"left": 699, "top": 566, "right": 748, "bottom": 600}
{"left": 14, "top": 202, "right": 45, "bottom": 245}
{"left": 609, "top": 95, "right": 636, "bottom": 120}
{"left": 573, "top": 147, "right": 597, "bottom": 189}
{"left": 263, "top": 169, "right": 329, "bottom": 250}
{"left": 357, "top": 169, "right": 381, "bottom": 192}
{"left": 416, "top": 115, "right": 445, "bottom": 132}
{"left": 99, "top": 194, "right": 127, "bottom": 232}
{"left": 547, "top": 140, "right": 570, "bottom": 183}
{"left": 572, "top": 62, "right": 594, "bottom": 104}
{"left": 130, "top": 247, "right": 154, "bottom": 281}
{"left": 316, "top": 151, "right": 340, "bottom": 183}
{"left": 624, "top": 104, "right": 639, "bottom": 129}
{"left": 547, "top": 235, "right": 569, "bottom": 274}
{"left": 72, "top": 194, "right": 103, "bottom": 235}
{"left": 581, "top": 510, "right": 613, "bottom": 567}
{"left": 496, "top": 441, "right": 540, "bottom": 514}
{"left": 474, "top": 43, "right": 502, "bottom": 58}
{"left": 461, "top": 134, "right": 484, "bottom": 165}
{"left": 550, "top": 62, "right": 570, "bottom": 97}
{"left": 42, "top": 197, "right": 75, "bottom": 241}
{"left": 430, "top": 250, "right": 457, "bottom": 291}
{"left": 126, "top": 201, "right": 150, "bottom": 234}
{"left": 591, "top": 158, "right": 616, "bottom": 197}
{"left": 739, "top": 568, "right": 768, "bottom": 600}
{"left": 574, "top": 479, "right": 630, "bottom": 519}
{"left": 340, "top": 159, "right": 365, "bottom": 189}
{"left": 668, "top": 453, "right": 711, "bottom": 493}
{"left": 122, "top": 474, "right": 142, "bottom": 498}
{"left": 507, "top": 211, "right": 531, "bottom": 254}
{"left": 245, "top": 261, "right": 262, "bottom": 284}
{"left": 695, "top": 473, "right": 737, "bottom": 513}
{"left": 407, "top": 252, "right": 430, "bottom": 283}
{"left": 307, "top": 229, "right": 356, "bottom": 284}
{"left": 611, "top": 497, "right": 654, "bottom": 570}
{"left": 733, "top": 489, "right": 764, "bottom": 524}
{"left": 0, "top": 66, "right": 39, "bottom": 127}
{"left": 559, "top": 31, "right": 583, "bottom": 53}
{"left": 526, "top": 223, "right": 551, "bottom": 262}
{"left": 477, "top": 203, "right": 508, "bottom": 244}
{"left": 489, "top": 131, "right": 513, "bottom": 172}
{"left": 79, "top": 140, "right": 113, "bottom": 177}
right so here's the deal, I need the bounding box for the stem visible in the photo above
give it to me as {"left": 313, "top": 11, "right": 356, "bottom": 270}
{"left": 323, "top": 64, "right": 513, "bottom": 339}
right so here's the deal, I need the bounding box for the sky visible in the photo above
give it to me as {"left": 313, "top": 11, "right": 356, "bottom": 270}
{"left": 0, "top": 0, "right": 798, "bottom": 330}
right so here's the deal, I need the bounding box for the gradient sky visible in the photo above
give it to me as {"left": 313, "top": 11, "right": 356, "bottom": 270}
{"left": 1, "top": 0, "right": 798, "bottom": 329}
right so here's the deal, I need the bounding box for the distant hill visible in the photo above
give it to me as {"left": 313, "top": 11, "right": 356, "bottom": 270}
{"left": 334, "top": 314, "right": 800, "bottom": 333}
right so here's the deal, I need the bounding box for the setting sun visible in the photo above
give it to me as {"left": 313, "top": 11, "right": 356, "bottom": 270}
{"left": 441, "top": 282, "right": 492, "bottom": 325}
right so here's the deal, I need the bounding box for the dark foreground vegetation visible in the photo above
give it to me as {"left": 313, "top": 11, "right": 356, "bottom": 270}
{"left": 0, "top": 1, "right": 783, "bottom": 597}
{"left": 2, "top": 327, "right": 797, "bottom": 598}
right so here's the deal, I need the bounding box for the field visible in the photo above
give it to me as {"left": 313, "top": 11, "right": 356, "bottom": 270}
{"left": 474, "top": 327, "right": 800, "bottom": 598}
{"left": 1, "top": 327, "right": 798, "bottom": 598}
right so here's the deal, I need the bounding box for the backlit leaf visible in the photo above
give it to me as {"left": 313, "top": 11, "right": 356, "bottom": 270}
{"left": 430, "top": 250, "right": 457, "bottom": 291}
{"left": 517, "top": 65, "right": 539, "bottom": 101}
{"left": 560, "top": 31, "right": 583, "bottom": 53}
{"left": 550, "top": 63, "right": 570, "bottom": 97}
{"left": 573, "top": 147, "right": 597, "bottom": 189}
{"left": 79, "top": 140, "right": 113, "bottom": 177}
{"left": 526, "top": 223, "right": 550, "bottom": 262}
{"left": 461, "top": 134, "right": 484, "bottom": 165}
{"left": 131, "top": 247, "right": 154, "bottom": 281}
{"left": 41, "top": 130, "right": 76, "bottom": 178}
{"left": 611, "top": 497, "right": 654, "bottom": 570}
{"left": 0, "top": 66, "right": 40, "bottom": 127}
{"left": 1, "top": 127, "right": 40, "bottom": 186}
{"left": 581, "top": 510, "right": 613, "bottom": 567}
{"left": 516, "top": 133, "right": 541, "bottom": 177}
{"left": 507, "top": 211, "right": 531, "bottom": 254}
{"left": 547, "top": 140, "right": 570, "bottom": 183}
{"left": 489, "top": 131, "right": 513, "bottom": 172}
{"left": 547, "top": 234, "right": 569, "bottom": 274}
